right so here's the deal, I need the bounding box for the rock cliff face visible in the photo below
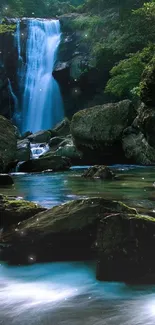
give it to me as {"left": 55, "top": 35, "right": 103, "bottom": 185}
{"left": 0, "top": 66, "right": 13, "bottom": 119}
{"left": 0, "top": 115, "right": 17, "bottom": 172}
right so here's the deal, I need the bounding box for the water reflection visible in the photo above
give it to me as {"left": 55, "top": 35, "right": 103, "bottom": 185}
{"left": 0, "top": 166, "right": 155, "bottom": 210}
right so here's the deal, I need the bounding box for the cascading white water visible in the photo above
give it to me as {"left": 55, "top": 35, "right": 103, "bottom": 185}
{"left": 22, "top": 19, "right": 64, "bottom": 133}
{"left": 14, "top": 19, "right": 22, "bottom": 60}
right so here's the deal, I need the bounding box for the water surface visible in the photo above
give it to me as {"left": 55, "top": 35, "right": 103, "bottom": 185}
{"left": 1, "top": 165, "right": 155, "bottom": 324}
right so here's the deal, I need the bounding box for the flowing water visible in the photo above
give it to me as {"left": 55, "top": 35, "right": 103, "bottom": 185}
{"left": 22, "top": 19, "right": 64, "bottom": 133}
{"left": 1, "top": 165, "right": 155, "bottom": 324}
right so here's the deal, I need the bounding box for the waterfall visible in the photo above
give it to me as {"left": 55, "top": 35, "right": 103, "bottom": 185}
{"left": 14, "top": 19, "right": 22, "bottom": 60}
{"left": 22, "top": 19, "right": 64, "bottom": 133}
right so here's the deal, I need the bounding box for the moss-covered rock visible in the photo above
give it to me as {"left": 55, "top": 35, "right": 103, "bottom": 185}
{"left": 0, "top": 194, "right": 45, "bottom": 230}
{"left": 1, "top": 197, "right": 136, "bottom": 264}
{"left": 71, "top": 100, "right": 136, "bottom": 164}
{"left": 0, "top": 115, "right": 17, "bottom": 171}
{"left": 82, "top": 165, "right": 115, "bottom": 179}
{"left": 96, "top": 213, "right": 155, "bottom": 283}
{"left": 122, "top": 131, "right": 155, "bottom": 165}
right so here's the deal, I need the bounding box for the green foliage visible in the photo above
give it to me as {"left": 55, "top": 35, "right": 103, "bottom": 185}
{"left": 105, "top": 45, "right": 155, "bottom": 98}
{"left": 0, "top": 24, "right": 16, "bottom": 33}
{"left": 0, "top": 0, "right": 85, "bottom": 18}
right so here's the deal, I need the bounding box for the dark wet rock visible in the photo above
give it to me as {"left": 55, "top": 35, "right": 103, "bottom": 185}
{"left": 17, "top": 139, "right": 31, "bottom": 161}
{"left": 0, "top": 66, "right": 13, "bottom": 119}
{"left": 122, "top": 132, "right": 155, "bottom": 165}
{"left": 0, "top": 198, "right": 136, "bottom": 264}
{"left": 96, "top": 213, "right": 155, "bottom": 283}
{"left": 0, "top": 194, "right": 45, "bottom": 230}
{"left": 52, "top": 117, "right": 70, "bottom": 136}
{"left": 82, "top": 166, "right": 115, "bottom": 180}
{"left": 136, "top": 106, "right": 155, "bottom": 148}
{"left": 17, "top": 155, "right": 71, "bottom": 173}
{"left": 48, "top": 136, "right": 64, "bottom": 148}
{"left": 0, "top": 115, "right": 17, "bottom": 172}
{"left": 0, "top": 174, "right": 14, "bottom": 186}
{"left": 71, "top": 100, "right": 136, "bottom": 164}
{"left": 27, "top": 130, "right": 52, "bottom": 143}
{"left": 20, "top": 131, "right": 32, "bottom": 140}
{"left": 43, "top": 136, "right": 82, "bottom": 165}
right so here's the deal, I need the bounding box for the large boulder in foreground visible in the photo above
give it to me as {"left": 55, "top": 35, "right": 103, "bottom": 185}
{"left": 18, "top": 155, "right": 70, "bottom": 172}
{"left": 96, "top": 213, "right": 155, "bottom": 283}
{"left": 1, "top": 198, "right": 136, "bottom": 264}
{"left": 0, "top": 194, "right": 45, "bottom": 230}
{"left": 0, "top": 115, "right": 17, "bottom": 172}
{"left": 71, "top": 100, "right": 136, "bottom": 164}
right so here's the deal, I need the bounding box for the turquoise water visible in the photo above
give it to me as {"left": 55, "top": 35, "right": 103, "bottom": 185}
{"left": 1, "top": 166, "right": 155, "bottom": 324}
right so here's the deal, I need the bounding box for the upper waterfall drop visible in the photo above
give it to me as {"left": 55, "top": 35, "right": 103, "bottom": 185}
{"left": 22, "top": 19, "right": 64, "bottom": 133}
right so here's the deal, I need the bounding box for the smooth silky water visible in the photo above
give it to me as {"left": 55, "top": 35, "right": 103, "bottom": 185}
{"left": 1, "top": 165, "right": 155, "bottom": 324}
{"left": 22, "top": 19, "right": 64, "bottom": 133}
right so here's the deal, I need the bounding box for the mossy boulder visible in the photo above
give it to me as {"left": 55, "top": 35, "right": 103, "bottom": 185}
{"left": 0, "top": 194, "right": 45, "bottom": 230}
{"left": 18, "top": 155, "right": 71, "bottom": 173}
{"left": 71, "top": 100, "right": 136, "bottom": 164}
{"left": 96, "top": 213, "right": 155, "bottom": 283}
{"left": 122, "top": 131, "right": 155, "bottom": 165}
{"left": 1, "top": 197, "right": 136, "bottom": 264}
{"left": 82, "top": 165, "right": 115, "bottom": 180}
{"left": 0, "top": 115, "right": 17, "bottom": 172}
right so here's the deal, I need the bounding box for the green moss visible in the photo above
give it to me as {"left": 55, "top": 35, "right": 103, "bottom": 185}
{"left": 128, "top": 213, "right": 155, "bottom": 223}
{"left": 4, "top": 199, "right": 39, "bottom": 211}
{"left": 0, "top": 24, "right": 16, "bottom": 34}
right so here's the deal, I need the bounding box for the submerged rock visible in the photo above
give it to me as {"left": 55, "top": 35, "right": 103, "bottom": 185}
{"left": 82, "top": 166, "right": 115, "bottom": 179}
{"left": 17, "top": 155, "right": 70, "bottom": 172}
{"left": 0, "top": 174, "right": 14, "bottom": 186}
{"left": 0, "top": 198, "right": 136, "bottom": 264}
{"left": 0, "top": 194, "right": 45, "bottom": 230}
{"left": 71, "top": 100, "right": 136, "bottom": 164}
{"left": 0, "top": 115, "right": 17, "bottom": 172}
{"left": 96, "top": 213, "right": 155, "bottom": 283}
